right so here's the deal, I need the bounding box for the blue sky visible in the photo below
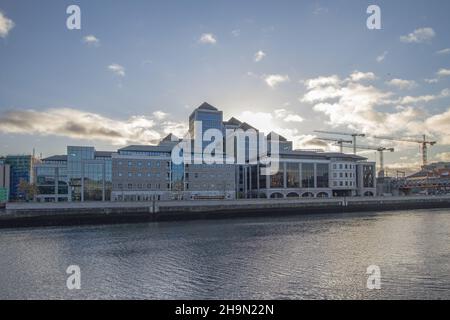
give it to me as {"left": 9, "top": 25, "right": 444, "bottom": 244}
{"left": 0, "top": 0, "right": 449, "bottom": 172}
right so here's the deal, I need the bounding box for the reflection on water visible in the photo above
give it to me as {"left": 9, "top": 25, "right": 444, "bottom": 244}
{"left": 0, "top": 209, "right": 449, "bottom": 299}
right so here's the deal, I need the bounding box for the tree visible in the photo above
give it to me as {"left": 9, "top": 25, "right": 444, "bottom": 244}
{"left": 17, "top": 179, "right": 39, "bottom": 201}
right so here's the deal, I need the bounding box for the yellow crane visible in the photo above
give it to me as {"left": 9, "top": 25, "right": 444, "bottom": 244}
{"left": 342, "top": 144, "right": 394, "bottom": 177}
{"left": 314, "top": 137, "right": 352, "bottom": 153}
{"left": 373, "top": 134, "right": 436, "bottom": 167}
{"left": 314, "top": 130, "right": 365, "bottom": 154}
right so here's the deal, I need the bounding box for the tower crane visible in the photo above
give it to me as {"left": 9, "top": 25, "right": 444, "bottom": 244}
{"left": 342, "top": 144, "right": 394, "bottom": 177}
{"left": 373, "top": 134, "right": 436, "bottom": 167}
{"left": 314, "top": 130, "right": 365, "bottom": 154}
{"left": 314, "top": 137, "right": 352, "bottom": 153}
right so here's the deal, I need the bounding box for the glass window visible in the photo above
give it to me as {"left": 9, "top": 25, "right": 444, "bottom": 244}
{"left": 301, "top": 163, "right": 314, "bottom": 188}
{"left": 316, "top": 163, "right": 329, "bottom": 188}
{"left": 286, "top": 163, "right": 299, "bottom": 188}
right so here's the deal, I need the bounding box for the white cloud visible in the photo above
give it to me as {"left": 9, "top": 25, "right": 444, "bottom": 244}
{"left": 349, "top": 71, "right": 376, "bottom": 82}
{"left": 398, "top": 89, "right": 449, "bottom": 105}
{"left": 264, "top": 74, "right": 290, "bottom": 88}
{"left": 386, "top": 78, "right": 417, "bottom": 90}
{"left": 436, "top": 48, "right": 450, "bottom": 55}
{"left": 254, "top": 50, "right": 266, "bottom": 62}
{"left": 231, "top": 29, "right": 240, "bottom": 37}
{"left": 0, "top": 11, "right": 14, "bottom": 38}
{"left": 301, "top": 71, "right": 450, "bottom": 145}
{"left": 108, "top": 64, "right": 125, "bottom": 77}
{"left": 437, "top": 68, "right": 450, "bottom": 77}
{"left": 435, "top": 152, "right": 450, "bottom": 162}
{"left": 376, "top": 51, "right": 388, "bottom": 63}
{"left": 425, "top": 108, "right": 450, "bottom": 144}
{"left": 0, "top": 108, "right": 187, "bottom": 145}
{"left": 152, "top": 110, "right": 168, "bottom": 120}
{"left": 199, "top": 33, "right": 217, "bottom": 44}
{"left": 274, "top": 109, "right": 304, "bottom": 123}
{"left": 83, "top": 35, "right": 100, "bottom": 46}
{"left": 425, "top": 78, "right": 439, "bottom": 84}
{"left": 400, "top": 27, "right": 435, "bottom": 43}
{"left": 303, "top": 75, "right": 340, "bottom": 89}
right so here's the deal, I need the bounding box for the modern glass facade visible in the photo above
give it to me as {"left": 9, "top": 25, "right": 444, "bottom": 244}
{"left": 286, "top": 163, "right": 300, "bottom": 188}
{"left": 5, "top": 155, "right": 34, "bottom": 200}
{"left": 67, "top": 146, "right": 112, "bottom": 202}
{"left": 270, "top": 164, "right": 284, "bottom": 188}
{"left": 316, "top": 163, "right": 329, "bottom": 188}
{"left": 301, "top": 163, "right": 315, "bottom": 188}
{"left": 363, "top": 164, "right": 375, "bottom": 188}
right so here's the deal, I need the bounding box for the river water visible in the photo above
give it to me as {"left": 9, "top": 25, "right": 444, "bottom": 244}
{"left": 0, "top": 209, "right": 449, "bottom": 299}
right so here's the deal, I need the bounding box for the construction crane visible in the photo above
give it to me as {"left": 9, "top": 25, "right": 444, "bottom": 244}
{"left": 314, "top": 130, "right": 365, "bottom": 154}
{"left": 373, "top": 134, "right": 436, "bottom": 167}
{"left": 314, "top": 137, "right": 352, "bottom": 153}
{"left": 342, "top": 144, "right": 394, "bottom": 177}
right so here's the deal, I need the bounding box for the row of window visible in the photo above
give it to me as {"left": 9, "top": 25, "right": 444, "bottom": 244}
{"left": 117, "top": 160, "right": 170, "bottom": 168}
{"left": 333, "top": 172, "right": 354, "bottom": 178}
{"left": 332, "top": 181, "right": 354, "bottom": 187}
{"left": 116, "top": 183, "right": 169, "bottom": 190}
{"left": 332, "top": 163, "right": 354, "bottom": 170}
{"left": 117, "top": 172, "right": 170, "bottom": 178}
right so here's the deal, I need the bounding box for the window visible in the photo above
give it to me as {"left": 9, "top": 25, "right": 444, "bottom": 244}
{"left": 118, "top": 172, "right": 122, "bottom": 177}
{"left": 345, "top": 164, "right": 348, "bottom": 169}
{"left": 128, "top": 183, "right": 132, "bottom": 189}
{"left": 128, "top": 172, "right": 132, "bottom": 177}
{"left": 156, "top": 161, "right": 160, "bottom": 167}
{"left": 339, "top": 164, "right": 343, "bottom": 169}
{"left": 147, "top": 173, "right": 151, "bottom": 177}
{"left": 286, "top": 163, "right": 300, "bottom": 188}
{"left": 147, "top": 183, "right": 151, "bottom": 188}
{"left": 128, "top": 161, "right": 132, "bottom": 166}
{"left": 147, "top": 162, "right": 151, "bottom": 167}
{"left": 137, "top": 173, "right": 142, "bottom": 177}
{"left": 301, "top": 163, "right": 314, "bottom": 188}
{"left": 118, "top": 161, "right": 123, "bottom": 165}
{"left": 339, "top": 181, "right": 343, "bottom": 186}
{"left": 316, "top": 163, "right": 329, "bottom": 188}
{"left": 138, "top": 162, "right": 142, "bottom": 166}
{"left": 194, "top": 173, "right": 199, "bottom": 178}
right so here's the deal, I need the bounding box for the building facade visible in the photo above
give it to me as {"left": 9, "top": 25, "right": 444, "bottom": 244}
{"left": 4, "top": 155, "right": 36, "bottom": 201}
{"left": 34, "top": 146, "right": 112, "bottom": 202}
{"left": 0, "top": 160, "right": 10, "bottom": 203}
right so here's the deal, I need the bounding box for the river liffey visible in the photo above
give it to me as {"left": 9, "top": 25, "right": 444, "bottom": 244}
{"left": 1, "top": 209, "right": 449, "bottom": 299}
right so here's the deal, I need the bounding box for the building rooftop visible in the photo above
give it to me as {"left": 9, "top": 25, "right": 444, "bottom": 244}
{"left": 94, "top": 151, "right": 114, "bottom": 158}
{"left": 42, "top": 155, "right": 68, "bottom": 162}
{"left": 197, "top": 102, "right": 218, "bottom": 111}
{"left": 118, "top": 145, "right": 173, "bottom": 153}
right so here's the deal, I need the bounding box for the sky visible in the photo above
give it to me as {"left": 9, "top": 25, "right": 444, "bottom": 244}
{"left": 0, "top": 0, "right": 450, "bottom": 174}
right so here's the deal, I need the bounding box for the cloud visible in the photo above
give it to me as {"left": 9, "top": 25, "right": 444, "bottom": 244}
{"left": 301, "top": 71, "right": 450, "bottom": 146}
{"left": 435, "top": 152, "right": 450, "bottom": 162}
{"left": 436, "top": 48, "right": 450, "bottom": 55}
{"left": 386, "top": 78, "right": 417, "bottom": 90}
{"left": 399, "top": 89, "right": 449, "bottom": 104}
{"left": 264, "top": 74, "right": 290, "bottom": 88}
{"left": 0, "top": 108, "right": 187, "bottom": 146}
{"left": 231, "top": 29, "right": 240, "bottom": 37}
{"left": 254, "top": 50, "right": 266, "bottom": 62}
{"left": 274, "top": 109, "right": 304, "bottom": 123}
{"left": 425, "top": 78, "right": 439, "bottom": 84}
{"left": 0, "top": 11, "right": 14, "bottom": 38}
{"left": 152, "top": 110, "right": 168, "bottom": 120}
{"left": 349, "top": 71, "right": 376, "bottom": 82}
{"left": 437, "top": 68, "right": 450, "bottom": 77}
{"left": 376, "top": 51, "right": 388, "bottom": 63}
{"left": 400, "top": 27, "right": 435, "bottom": 43}
{"left": 83, "top": 34, "right": 100, "bottom": 46}
{"left": 108, "top": 64, "right": 125, "bottom": 77}
{"left": 199, "top": 33, "right": 217, "bottom": 44}
{"left": 425, "top": 108, "right": 450, "bottom": 144}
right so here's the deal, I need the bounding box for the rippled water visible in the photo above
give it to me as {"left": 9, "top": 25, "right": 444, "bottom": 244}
{"left": 0, "top": 209, "right": 449, "bottom": 299}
